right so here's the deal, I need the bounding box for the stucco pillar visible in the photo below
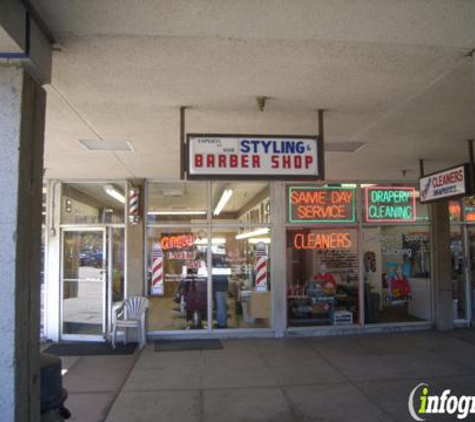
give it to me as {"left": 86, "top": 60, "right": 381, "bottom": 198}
{"left": 0, "top": 66, "right": 46, "bottom": 421}
{"left": 126, "top": 179, "right": 146, "bottom": 297}
{"left": 431, "top": 201, "right": 453, "bottom": 331}
{"left": 271, "top": 182, "right": 286, "bottom": 336}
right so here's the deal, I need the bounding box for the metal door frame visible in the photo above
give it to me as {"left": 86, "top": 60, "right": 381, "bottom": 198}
{"left": 60, "top": 227, "right": 107, "bottom": 342}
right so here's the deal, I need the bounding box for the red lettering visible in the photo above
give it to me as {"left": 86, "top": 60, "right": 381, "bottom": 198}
{"left": 206, "top": 154, "right": 215, "bottom": 167}
{"left": 194, "top": 154, "right": 203, "bottom": 168}
{"left": 241, "top": 155, "right": 249, "bottom": 168}
{"left": 271, "top": 155, "right": 279, "bottom": 168}
{"left": 252, "top": 155, "right": 260, "bottom": 168}
{"left": 305, "top": 156, "right": 313, "bottom": 169}
{"left": 283, "top": 155, "right": 291, "bottom": 169}
{"left": 230, "top": 155, "right": 238, "bottom": 168}
{"left": 218, "top": 155, "right": 226, "bottom": 168}
{"left": 294, "top": 155, "right": 302, "bottom": 169}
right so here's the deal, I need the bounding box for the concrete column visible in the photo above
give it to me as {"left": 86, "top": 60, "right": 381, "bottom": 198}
{"left": 271, "top": 182, "right": 286, "bottom": 336}
{"left": 431, "top": 201, "right": 454, "bottom": 331}
{"left": 0, "top": 66, "right": 46, "bottom": 421}
{"left": 126, "top": 179, "right": 145, "bottom": 297}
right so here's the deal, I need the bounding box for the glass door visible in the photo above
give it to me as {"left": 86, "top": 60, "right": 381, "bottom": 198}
{"left": 61, "top": 228, "right": 107, "bottom": 340}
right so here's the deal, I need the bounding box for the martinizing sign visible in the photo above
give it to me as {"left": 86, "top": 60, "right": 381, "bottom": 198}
{"left": 419, "top": 164, "right": 471, "bottom": 203}
{"left": 186, "top": 134, "right": 323, "bottom": 179}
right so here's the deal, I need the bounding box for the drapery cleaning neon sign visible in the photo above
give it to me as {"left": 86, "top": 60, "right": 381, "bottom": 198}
{"left": 289, "top": 186, "right": 356, "bottom": 223}
{"left": 365, "top": 187, "right": 416, "bottom": 223}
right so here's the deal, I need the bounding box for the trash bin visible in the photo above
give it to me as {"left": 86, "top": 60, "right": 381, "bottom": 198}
{"left": 40, "top": 353, "right": 71, "bottom": 421}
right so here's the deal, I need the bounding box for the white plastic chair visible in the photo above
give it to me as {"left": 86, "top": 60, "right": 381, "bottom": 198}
{"left": 112, "top": 296, "right": 149, "bottom": 349}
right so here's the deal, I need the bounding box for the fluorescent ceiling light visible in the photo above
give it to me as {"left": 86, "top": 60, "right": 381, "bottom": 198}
{"left": 214, "top": 189, "right": 233, "bottom": 216}
{"left": 78, "top": 139, "right": 134, "bottom": 151}
{"left": 248, "top": 237, "right": 271, "bottom": 244}
{"left": 104, "top": 185, "right": 125, "bottom": 204}
{"left": 194, "top": 238, "right": 226, "bottom": 245}
{"left": 236, "top": 227, "right": 270, "bottom": 240}
{"left": 148, "top": 210, "right": 206, "bottom": 216}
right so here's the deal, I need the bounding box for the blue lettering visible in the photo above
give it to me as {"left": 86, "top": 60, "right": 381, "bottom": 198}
{"left": 296, "top": 142, "right": 304, "bottom": 154}
{"left": 285, "top": 142, "right": 296, "bottom": 154}
{"left": 241, "top": 140, "right": 250, "bottom": 153}
{"left": 250, "top": 140, "right": 260, "bottom": 153}
{"left": 272, "top": 141, "right": 282, "bottom": 154}
{"left": 261, "top": 141, "right": 272, "bottom": 153}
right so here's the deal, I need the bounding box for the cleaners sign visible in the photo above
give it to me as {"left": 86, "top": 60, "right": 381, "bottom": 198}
{"left": 186, "top": 134, "right": 323, "bottom": 179}
{"left": 419, "top": 164, "right": 471, "bottom": 203}
{"left": 365, "top": 187, "right": 416, "bottom": 223}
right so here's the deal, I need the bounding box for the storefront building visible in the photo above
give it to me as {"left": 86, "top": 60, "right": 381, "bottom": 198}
{"left": 43, "top": 176, "right": 474, "bottom": 341}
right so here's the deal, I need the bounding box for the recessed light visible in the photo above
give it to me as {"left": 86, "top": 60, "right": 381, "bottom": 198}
{"left": 78, "top": 139, "right": 135, "bottom": 151}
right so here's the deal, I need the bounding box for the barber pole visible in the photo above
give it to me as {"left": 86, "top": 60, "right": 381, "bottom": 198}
{"left": 129, "top": 187, "right": 140, "bottom": 224}
{"left": 151, "top": 243, "right": 164, "bottom": 296}
{"left": 255, "top": 242, "right": 268, "bottom": 292}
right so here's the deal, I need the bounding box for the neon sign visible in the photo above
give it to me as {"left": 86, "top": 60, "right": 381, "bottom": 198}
{"left": 364, "top": 187, "right": 416, "bottom": 223}
{"left": 294, "top": 232, "right": 352, "bottom": 250}
{"left": 289, "top": 186, "right": 356, "bottom": 223}
{"left": 161, "top": 234, "right": 195, "bottom": 250}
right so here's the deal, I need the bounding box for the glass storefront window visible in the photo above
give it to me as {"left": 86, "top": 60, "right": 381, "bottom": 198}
{"left": 211, "top": 228, "right": 271, "bottom": 329}
{"left": 147, "top": 182, "right": 208, "bottom": 225}
{"left": 286, "top": 227, "right": 359, "bottom": 327}
{"left": 146, "top": 181, "right": 272, "bottom": 331}
{"left": 469, "top": 227, "right": 475, "bottom": 323}
{"left": 464, "top": 197, "right": 475, "bottom": 222}
{"left": 449, "top": 200, "right": 462, "bottom": 222}
{"left": 61, "top": 183, "right": 125, "bottom": 224}
{"left": 146, "top": 227, "right": 208, "bottom": 330}
{"left": 450, "top": 225, "right": 465, "bottom": 320}
{"left": 211, "top": 182, "right": 270, "bottom": 224}
{"left": 362, "top": 226, "right": 431, "bottom": 324}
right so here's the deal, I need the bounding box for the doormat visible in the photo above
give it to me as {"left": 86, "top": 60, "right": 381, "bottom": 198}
{"left": 42, "top": 342, "right": 138, "bottom": 356}
{"left": 154, "top": 339, "right": 223, "bottom": 352}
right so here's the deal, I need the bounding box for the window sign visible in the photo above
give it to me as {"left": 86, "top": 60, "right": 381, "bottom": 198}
{"left": 187, "top": 134, "right": 323, "bottom": 179}
{"left": 419, "top": 164, "right": 471, "bottom": 203}
{"left": 289, "top": 186, "right": 356, "bottom": 223}
{"left": 364, "top": 187, "right": 416, "bottom": 223}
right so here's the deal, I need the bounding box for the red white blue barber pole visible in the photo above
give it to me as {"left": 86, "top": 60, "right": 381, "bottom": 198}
{"left": 151, "top": 243, "right": 164, "bottom": 296}
{"left": 255, "top": 242, "right": 268, "bottom": 292}
{"left": 129, "top": 187, "right": 140, "bottom": 224}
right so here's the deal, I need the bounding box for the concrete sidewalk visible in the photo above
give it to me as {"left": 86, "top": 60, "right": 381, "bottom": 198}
{"left": 62, "top": 330, "right": 475, "bottom": 422}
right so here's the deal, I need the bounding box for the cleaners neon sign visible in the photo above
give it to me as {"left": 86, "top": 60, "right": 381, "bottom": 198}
{"left": 364, "top": 187, "right": 416, "bottom": 223}
{"left": 289, "top": 186, "right": 356, "bottom": 223}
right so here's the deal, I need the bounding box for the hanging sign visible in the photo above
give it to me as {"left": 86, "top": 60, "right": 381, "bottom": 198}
{"left": 364, "top": 187, "right": 416, "bottom": 223}
{"left": 419, "top": 164, "right": 471, "bottom": 203}
{"left": 255, "top": 242, "right": 268, "bottom": 292}
{"left": 186, "top": 134, "right": 323, "bottom": 179}
{"left": 151, "top": 243, "right": 164, "bottom": 296}
{"left": 289, "top": 186, "right": 356, "bottom": 223}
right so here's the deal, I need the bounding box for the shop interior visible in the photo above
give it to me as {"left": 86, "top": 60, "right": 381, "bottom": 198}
{"left": 146, "top": 181, "right": 271, "bottom": 331}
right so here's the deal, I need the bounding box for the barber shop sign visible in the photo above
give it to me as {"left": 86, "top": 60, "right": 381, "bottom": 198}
{"left": 186, "top": 134, "right": 323, "bottom": 180}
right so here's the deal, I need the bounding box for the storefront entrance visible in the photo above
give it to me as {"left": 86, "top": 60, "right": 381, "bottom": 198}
{"left": 61, "top": 227, "right": 125, "bottom": 341}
